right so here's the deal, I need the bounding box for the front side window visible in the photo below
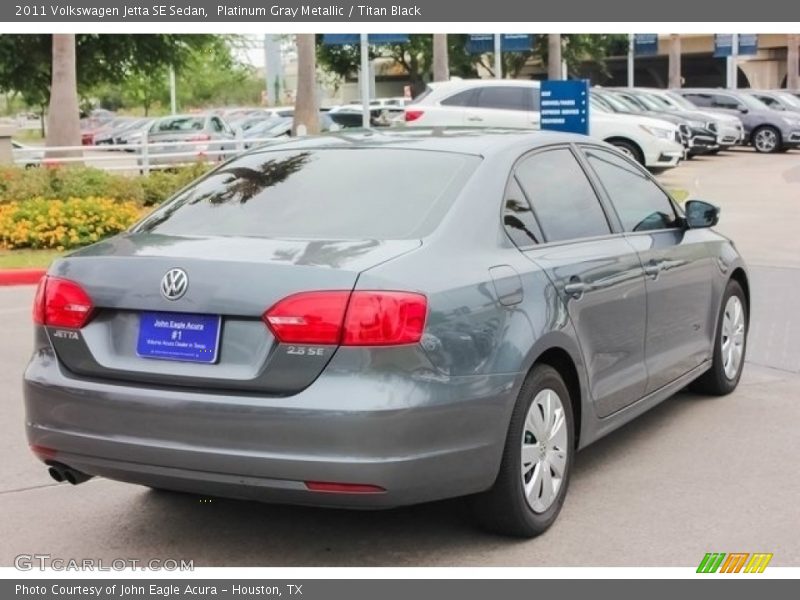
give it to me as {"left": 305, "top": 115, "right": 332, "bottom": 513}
{"left": 514, "top": 148, "right": 610, "bottom": 243}
{"left": 584, "top": 147, "right": 677, "bottom": 232}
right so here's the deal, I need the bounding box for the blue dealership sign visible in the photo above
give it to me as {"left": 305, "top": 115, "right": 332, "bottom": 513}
{"left": 634, "top": 34, "right": 659, "bottom": 56}
{"left": 540, "top": 80, "right": 590, "bottom": 136}
{"left": 467, "top": 34, "right": 535, "bottom": 54}
{"left": 714, "top": 34, "right": 759, "bottom": 57}
{"left": 322, "top": 34, "right": 409, "bottom": 45}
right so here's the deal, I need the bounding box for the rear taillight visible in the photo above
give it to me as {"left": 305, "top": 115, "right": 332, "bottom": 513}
{"left": 33, "top": 276, "right": 94, "bottom": 329}
{"left": 188, "top": 134, "right": 211, "bottom": 142}
{"left": 263, "top": 291, "right": 427, "bottom": 346}
{"left": 404, "top": 109, "right": 424, "bottom": 122}
{"left": 263, "top": 291, "right": 350, "bottom": 345}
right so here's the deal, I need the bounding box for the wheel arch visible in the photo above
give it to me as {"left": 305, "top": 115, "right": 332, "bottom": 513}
{"left": 603, "top": 136, "right": 645, "bottom": 165}
{"left": 730, "top": 267, "right": 750, "bottom": 322}
{"left": 530, "top": 346, "right": 583, "bottom": 449}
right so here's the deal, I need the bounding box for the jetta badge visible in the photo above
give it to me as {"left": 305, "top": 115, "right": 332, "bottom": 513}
{"left": 160, "top": 268, "right": 188, "bottom": 301}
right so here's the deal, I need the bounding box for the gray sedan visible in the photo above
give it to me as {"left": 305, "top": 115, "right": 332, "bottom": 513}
{"left": 24, "top": 130, "right": 749, "bottom": 537}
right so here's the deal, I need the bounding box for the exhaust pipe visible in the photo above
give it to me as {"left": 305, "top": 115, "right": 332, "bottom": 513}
{"left": 46, "top": 462, "right": 92, "bottom": 485}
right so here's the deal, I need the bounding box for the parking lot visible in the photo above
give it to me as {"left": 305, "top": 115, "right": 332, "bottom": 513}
{"left": 1, "top": 148, "right": 798, "bottom": 567}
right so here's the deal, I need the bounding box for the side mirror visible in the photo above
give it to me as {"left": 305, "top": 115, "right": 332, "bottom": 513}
{"left": 737, "top": 105, "right": 749, "bottom": 114}
{"left": 685, "top": 200, "right": 720, "bottom": 228}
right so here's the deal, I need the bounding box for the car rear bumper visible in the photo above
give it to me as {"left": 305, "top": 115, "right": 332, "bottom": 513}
{"left": 23, "top": 348, "right": 516, "bottom": 508}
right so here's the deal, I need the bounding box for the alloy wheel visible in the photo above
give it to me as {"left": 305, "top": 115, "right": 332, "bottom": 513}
{"left": 521, "top": 389, "right": 568, "bottom": 513}
{"left": 721, "top": 295, "right": 746, "bottom": 380}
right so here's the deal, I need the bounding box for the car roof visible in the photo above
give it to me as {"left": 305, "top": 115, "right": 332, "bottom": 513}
{"left": 428, "top": 79, "right": 541, "bottom": 91}
{"left": 242, "top": 128, "right": 593, "bottom": 158}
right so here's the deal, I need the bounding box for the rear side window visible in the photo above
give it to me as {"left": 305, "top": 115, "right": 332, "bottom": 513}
{"left": 135, "top": 149, "right": 480, "bottom": 240}
{"left": 514, "top": 148, "right": 610, "bottom": 243}
{"left": 584, "top": 147, "right": 677, "bottom": 232}
{"left": 476, "top": 86, "right": 531, "bottom": 111}
{"left": 151, "top": 117, "right": 205, "bottom": 133}
{"left": 441, "top": 89, "right": 478, "bottom": 107}
{"left": 503, "top": 178, "right": 540, "bottom": 247}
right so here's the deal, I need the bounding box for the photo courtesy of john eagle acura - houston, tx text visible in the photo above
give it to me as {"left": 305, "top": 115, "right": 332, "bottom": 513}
{"left": 23, "top": 129, "right": 748, "bottom": 537}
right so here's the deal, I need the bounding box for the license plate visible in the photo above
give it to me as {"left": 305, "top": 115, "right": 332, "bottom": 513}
{"left": 136, "top": 312, "right": 221, "bottom": 364}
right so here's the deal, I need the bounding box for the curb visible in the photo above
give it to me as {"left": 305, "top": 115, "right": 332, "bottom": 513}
{"left": 0, "top": 268, "right": 46, "bottom": 286}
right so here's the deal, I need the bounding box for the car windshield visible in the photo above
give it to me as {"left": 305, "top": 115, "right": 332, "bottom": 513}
{"left": 599, "top": 92, "right": 642, "bottom": 113}
{"left": 664, "top": 91, "right": 698, "bottom": 110}
{"left": 776, "top": 92, "right": 800, "bottom": 108}
{"left": 151, "top": 117, "right": 206, "bottom": 133}
{"left": 737, "top": 93, "right": 770, "bottom": 110}
{"left": 630, "top": 93, "right": 664, "bottom": 111}
{"left": 134, "top": 148, "right": 480, "bottom": 240}
{"left": 641, "top": 93, "right": 674, "bottom": 110}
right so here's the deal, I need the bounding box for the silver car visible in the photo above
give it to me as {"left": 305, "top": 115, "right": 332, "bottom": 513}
{"left": 138, "top": 113, "right": 238, "bottom": 168}
{"left": 24, "top": 130, "right": 749, "bottom": 537}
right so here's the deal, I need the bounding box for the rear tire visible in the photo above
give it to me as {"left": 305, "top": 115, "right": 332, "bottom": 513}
{"left": 691, "top": 280, "right": 747, "bottom": 395}
{"left": 469, "top": 364, "right": 574, "bottom": 537}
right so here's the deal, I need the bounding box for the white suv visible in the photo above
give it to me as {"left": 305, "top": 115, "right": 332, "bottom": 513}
{"left": 404, "top": 79, "right": 684, "bottom": 170}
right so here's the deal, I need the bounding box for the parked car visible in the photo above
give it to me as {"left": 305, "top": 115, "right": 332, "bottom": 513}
{"left": 404, "top": 79, "right": 684, "bottom": 170}
{"left": 329, "top": 104, "right": 403, "bottom": 128}
{"left": 95, "top": 117, "right": 152, "bottom": 146}
{"left": 117, "top": 119, "right": 155, "bottom": 150}
{"left": 24, "top": 130, "right": 749, "bottom": 537}
{"left": 628, "top": 88, "right": 745, "bottom": 149}
{"left": 674, "top": 88, "right": 800, "bottom": 153}
{"left": 604, "top": 88, "right": 720, "bottom": 156}
{"left": 137, "top": 113, "right": 238, "bottom": 168}
{"left": 745, "top": 90, "right": 800, "bottom": 114}
{"left": 11, "top": 140, "right": 44, "bottom": 168}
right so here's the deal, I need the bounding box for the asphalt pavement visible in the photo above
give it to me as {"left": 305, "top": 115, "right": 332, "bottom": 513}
{"left": 1, "top": 148, "right": 798, "bottom": 567}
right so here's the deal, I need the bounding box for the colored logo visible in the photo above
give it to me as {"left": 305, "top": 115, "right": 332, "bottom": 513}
{"left": 697, "top": 552, "right": 773, "bottom": 573}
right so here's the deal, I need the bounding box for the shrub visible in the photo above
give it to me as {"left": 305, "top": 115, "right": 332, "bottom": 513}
{"left": 0, "top": 197, "right": 143, "bottom": 250}
{"left": 0, "top": 163, "right": 210, "bottom": 206}
{"left": 140, "top": 163, "right": 211, "bottom": 206}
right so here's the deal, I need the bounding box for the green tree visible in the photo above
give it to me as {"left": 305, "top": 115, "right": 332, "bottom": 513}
{"left": 0, "top": 34, "right": 222, "bottom": 129}
{"left": 316, "top": 34, "right": 478, "bottom": 96}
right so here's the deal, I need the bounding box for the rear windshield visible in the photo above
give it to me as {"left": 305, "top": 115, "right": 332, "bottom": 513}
{"left": 151, "top": 117, "right": 206, "bottom": 133}
{"left": 134, "top": 148, "right": 480, "bottom": 240}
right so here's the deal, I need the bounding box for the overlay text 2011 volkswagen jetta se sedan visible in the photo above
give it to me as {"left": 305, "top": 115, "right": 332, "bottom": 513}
{"left": 23, "top": 129, "right": 749, "bottom": 537}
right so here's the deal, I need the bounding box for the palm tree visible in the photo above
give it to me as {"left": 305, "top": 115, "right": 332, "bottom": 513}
{"left": 46, "top": 34, "right": 82, "bottom": 160}
{"left": 547, "top": 34, "right": 562, "bottom": 80}
{"left": 432, "top": 34, "right": 449, "bottom": 82}
{"left": 293, "top": 34, "right": 320, "bottom": 136}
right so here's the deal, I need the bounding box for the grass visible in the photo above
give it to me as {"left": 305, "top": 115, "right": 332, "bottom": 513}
{"left": 14, "top": 128, "right": 44, "bottom": 143}
{"left": 0, "top": 248, "right": 64, "bottom": 269}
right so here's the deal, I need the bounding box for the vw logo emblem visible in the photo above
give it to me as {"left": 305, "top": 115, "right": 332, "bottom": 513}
{"left": 160, "top": 268, "right": 188, "bottom": 301}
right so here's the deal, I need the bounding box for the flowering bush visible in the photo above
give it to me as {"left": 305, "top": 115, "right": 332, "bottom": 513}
{"left": 0, "top": 197, "right": 143, "bottom": 250}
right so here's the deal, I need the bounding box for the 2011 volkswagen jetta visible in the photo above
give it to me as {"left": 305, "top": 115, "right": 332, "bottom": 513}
{"left": 23, "top": 129, "right": 749, "bottom": 537}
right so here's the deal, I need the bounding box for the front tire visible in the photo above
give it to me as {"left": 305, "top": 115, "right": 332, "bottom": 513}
{"left": 691, "top": 280, "right": 747, "bottom": 395}
{"left": 608, "top": 139, "right": 645, "bottom": 166}
{"left": 751, "top": 126, "right": 781, "bottom": 153}
{"left": 469, "top": 364, "right": 574, "bottom": 537}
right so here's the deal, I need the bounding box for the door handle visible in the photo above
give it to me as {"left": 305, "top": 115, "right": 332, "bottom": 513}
{"left": 643, "top": 260, "right": 665, "bottom": 279}
{"left": 564, "top": 279, "right": 589, "bottom": 298}
{"left": 466, "top": 116, "right": 483, "bottom": 122}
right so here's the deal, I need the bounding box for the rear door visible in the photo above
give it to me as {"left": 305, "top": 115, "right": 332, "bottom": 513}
{"left": 514, "top": 146, "right": 648, "bottom": 417}
{"left": 580, "top": 144, "right": 715, "bottom": 392}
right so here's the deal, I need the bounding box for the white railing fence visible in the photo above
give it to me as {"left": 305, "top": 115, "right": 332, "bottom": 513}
{"left": 11, "top": 131, "right": 287, "bottom": 175}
